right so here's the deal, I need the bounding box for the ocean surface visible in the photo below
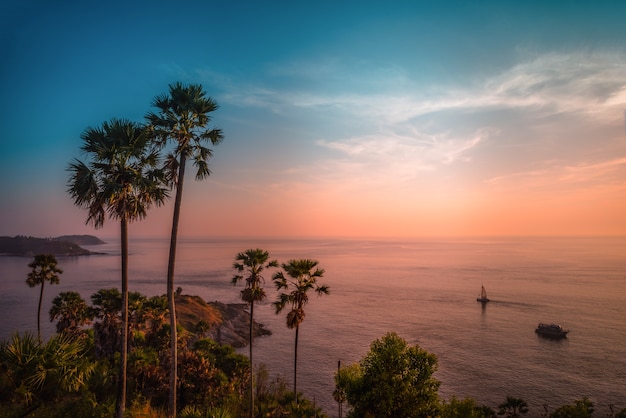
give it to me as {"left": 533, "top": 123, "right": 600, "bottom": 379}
{"left": 1, "top": 236, "right": 625, "bottom": 416}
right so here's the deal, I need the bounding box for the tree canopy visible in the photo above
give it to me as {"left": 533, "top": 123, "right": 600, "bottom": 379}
{"left": 335, "top": 332, "right": 440, "bottom": 417}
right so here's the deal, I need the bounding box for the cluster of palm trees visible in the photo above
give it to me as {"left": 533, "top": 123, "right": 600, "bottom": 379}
{"left": 6, "top": 285, "right": 256, "bottom": 416}
{"left": 67, "top": 82, "right": 222, "bottom": 418}
{"left": 231, "top": 249, "right": 329, "bottom": 418}
{"left": 64, "top": 82, "right": 331, "bottom": 417}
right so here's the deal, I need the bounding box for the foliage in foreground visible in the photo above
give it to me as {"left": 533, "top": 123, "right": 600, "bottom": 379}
{"left": 335, "top": 333, "right": 626, "bottom": 418}
{"left": 335, "top": 332, "right": 440, "bottom": 417}
{"left": 0, "top": 332, "right": 94, "bottom": 417}
{"left": 0, "top": 287, "right": 326, "bottom": 417}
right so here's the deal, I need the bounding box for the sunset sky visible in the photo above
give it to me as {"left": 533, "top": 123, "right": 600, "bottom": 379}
{"left": 1, "top": 1, "right": 625, "bottom": 239}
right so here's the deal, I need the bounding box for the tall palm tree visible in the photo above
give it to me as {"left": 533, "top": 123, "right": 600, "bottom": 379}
{"left": 273, "top": 259, "right": 329, "bottom": 397}
{"left": 67, "top": 118, "right": 168, "bottom": 418}
{"left": 146, "top": 82, "right": 223, "bottom": 417}
{"left": 232, "top": 248, "right": 278, "bottom": 417}
{"left": 26, "top": 254, "right": 63, "bottom": 340}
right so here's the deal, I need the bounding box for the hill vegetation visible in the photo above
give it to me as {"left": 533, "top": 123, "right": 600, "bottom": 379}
{"left": 0, "top": 235, "right": 101, "bottom": 256}
{"left": 53, "top": 235, "right": 106, "bottom": 245}
{"left": 0, "top": 288, "right": 319, "bottom": 418}
{"left": 174, "top": 295, "right": 271, "bottom": 348}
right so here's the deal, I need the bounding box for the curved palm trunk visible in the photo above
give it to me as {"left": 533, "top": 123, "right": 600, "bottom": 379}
{"left": 168, "top": 152, "right": 187, "bottom": 418}
{"left": 37, "top": 282, "right": 44, "bottom": 340}
{"left": 294, "top": 325, "right": 299, "bottom": 398}
{"left": 249, "top": 301, "right": 254, "bottom": 418}
{"left": 116, "top": 218, "right": 129, "bottom": 418}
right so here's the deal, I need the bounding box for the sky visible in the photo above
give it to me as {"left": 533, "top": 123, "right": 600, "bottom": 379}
{"left": 1, "top": 1, "right": 625, "bottom": 239}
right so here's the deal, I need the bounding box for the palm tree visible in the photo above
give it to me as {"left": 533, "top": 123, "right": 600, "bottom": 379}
{"left": 67, "top": 118, "right": 168, "bottom": 418}
{"left": 194, "top": 320, "right": 211, "bottom": 339}
{"left": 498, "top": 396, "right": 529, "bottom": 417}
{"left": 141, "top": 295, "right": 169, "bottom": 347}
{"left": 49, "top": 291, "right": 91, "bottom": 337}
{"left": 0, "top": 332, "right": 94, "bottom": 412}
{"left": 90, "top": 288, "right": 123, "bottom": 359}
{"left": 273, "top": 259, "right": 329, "bottom": 397}
{"left": 26, "top": 254, "right": 63, "bottom": 340}
{"left": 146, "top": 82, "right": 223, "bottom": 417}
{"left": 232, "top": 248, "right": 278, "bottom": 417}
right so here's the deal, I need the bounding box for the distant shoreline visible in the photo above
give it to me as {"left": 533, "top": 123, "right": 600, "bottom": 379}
{"left": 0, "top": 235, "right": 105, "bottom": 257}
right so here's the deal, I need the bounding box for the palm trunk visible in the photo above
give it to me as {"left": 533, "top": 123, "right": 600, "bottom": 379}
{"left": 168, "top": 152, "right": 187, "bottom": 418}
{"left": 249, "top": 301, "right": 254, "bottom": 418}
{"left": 116, "top": 218, "right": 129, "bottom": 418}
{"left": 294, "top": 325, "right": 299, "bottom": 398}
{"left": 37, "top": 282, "right": 44, "bottom": 340}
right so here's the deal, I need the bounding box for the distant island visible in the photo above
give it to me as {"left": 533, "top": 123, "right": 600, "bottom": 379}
{"left": 0, "top": 235, "right": 105, "bottom": 256}
{"left": 54, "top": 235, "right": 106, "bottom": 246}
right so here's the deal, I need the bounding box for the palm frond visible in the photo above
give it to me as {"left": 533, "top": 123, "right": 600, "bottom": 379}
{"left": 69, "top": 118, "right": 170, "bottom": 227}
{"left": 194, "top": 159, "right": 211, "bottom": 180}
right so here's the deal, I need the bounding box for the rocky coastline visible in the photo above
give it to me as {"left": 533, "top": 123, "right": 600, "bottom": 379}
{"left": 176, "top": 295, "right": 271, "bottom": 348}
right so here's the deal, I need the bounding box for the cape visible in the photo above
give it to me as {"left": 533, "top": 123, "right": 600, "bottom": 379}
{"left": 0, "top": 235, "right": 103, "bottom": 256}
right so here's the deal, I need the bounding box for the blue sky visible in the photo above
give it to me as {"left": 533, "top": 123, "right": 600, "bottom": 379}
{"left": 1, "top": 1, "right": 626, "bottom": 238}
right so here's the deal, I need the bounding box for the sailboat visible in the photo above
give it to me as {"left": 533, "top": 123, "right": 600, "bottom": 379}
{"left": 476, "top": 285, "right": 490, "bottom": 303}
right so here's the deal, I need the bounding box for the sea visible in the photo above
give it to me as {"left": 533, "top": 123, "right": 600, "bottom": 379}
{"left": 1, "top": 236, "right": 625, "bottom": 416}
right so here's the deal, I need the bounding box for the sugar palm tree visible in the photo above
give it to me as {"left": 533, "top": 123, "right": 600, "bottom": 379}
{"left": 49, "top": 291, "right": 91, "bottom": 337}
{"left": 232, "top": 248, "right": 278, "bottom": 417}
{"left": 141, "top": 295, "right": 169, "bottom": 347}
{"left": 498, "top": 396, "right": 529, "bottom": 417}
{"left": 146, "top": 82, "right": 223, "bottom": 417}
{"left": 90, "top": 288, "right": 123, "bottom": 359}
{"left": 67, "top": 118, "right": 168, "bottom": 418}
{"left": 273, "top": 259, "right": 329, "bottom": 397}
{"left": 26, "top": 254, "right": 63, "bottom": 340}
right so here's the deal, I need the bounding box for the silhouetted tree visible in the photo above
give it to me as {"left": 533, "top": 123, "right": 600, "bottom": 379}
{"left": 49, "top": 291, "right": 90, "bottom": 337}
{"left": 90, "top": 288, "right": 123, "bottom": 359}
{"left": 232, "top": 248, "right": 277, "bottom": 417}
{"left": 68, "top": 118, "right": 168, "bottom": 417}
{"left": 498, "top": 396, "right": 529, "bottom": 417}
{"left": 273, "top": 259, "right": 329, "bottom": 397}
{"left": 26, "top": 254, "right": 62, "bottom": 340}
{"left": 146, "top": 82, "right": 223, "bottom": 417}
{"left": 549, "top": 397, "right": 594, "bottom": 418}
{"left": 441, "top": 397, "right": 485, "bottom": 417}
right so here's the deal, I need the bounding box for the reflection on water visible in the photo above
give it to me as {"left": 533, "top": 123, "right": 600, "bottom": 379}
{"left": 1, "top": 236, "right": 625, "bottom": 416}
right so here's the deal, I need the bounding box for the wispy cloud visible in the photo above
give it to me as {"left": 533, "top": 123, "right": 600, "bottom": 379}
{"left": 484, "top": 51, "right": 626, "bottom": 118}
{"left": 486, "top": 157, "right": 626, "bottom": 193}
{"left": 216, "top": 50, "right": 626, "bottom": 196}
{"left": 222, "top": 50, "right": 626, "bottom": 120}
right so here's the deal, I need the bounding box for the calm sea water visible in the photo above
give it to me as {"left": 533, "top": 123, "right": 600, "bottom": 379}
{"left": 1, "top": 236, "right": 625, "bottom": 416}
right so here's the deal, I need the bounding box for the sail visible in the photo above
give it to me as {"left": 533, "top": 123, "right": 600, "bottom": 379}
{"left": 477, "top": 285, "right": 489, "bottom": 302}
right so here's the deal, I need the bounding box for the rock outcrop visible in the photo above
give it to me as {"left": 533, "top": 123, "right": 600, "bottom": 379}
{"left": 175, "top": 294, "right": 271, "bottom": 348}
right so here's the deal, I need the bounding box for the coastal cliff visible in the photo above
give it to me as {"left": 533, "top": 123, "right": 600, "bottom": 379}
{"left": 176, "top": 294, "right": 271, "bottom": 348}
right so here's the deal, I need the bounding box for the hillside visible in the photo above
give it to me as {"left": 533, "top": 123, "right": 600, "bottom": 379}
{"left": 54, "top": 235, "right": 106, "bottom": 245}
{"left": 176, "top": 294, "right": 271, "bottom": 347}
{"left": 0, "top": 235, "right": 99, "bottom": 256}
